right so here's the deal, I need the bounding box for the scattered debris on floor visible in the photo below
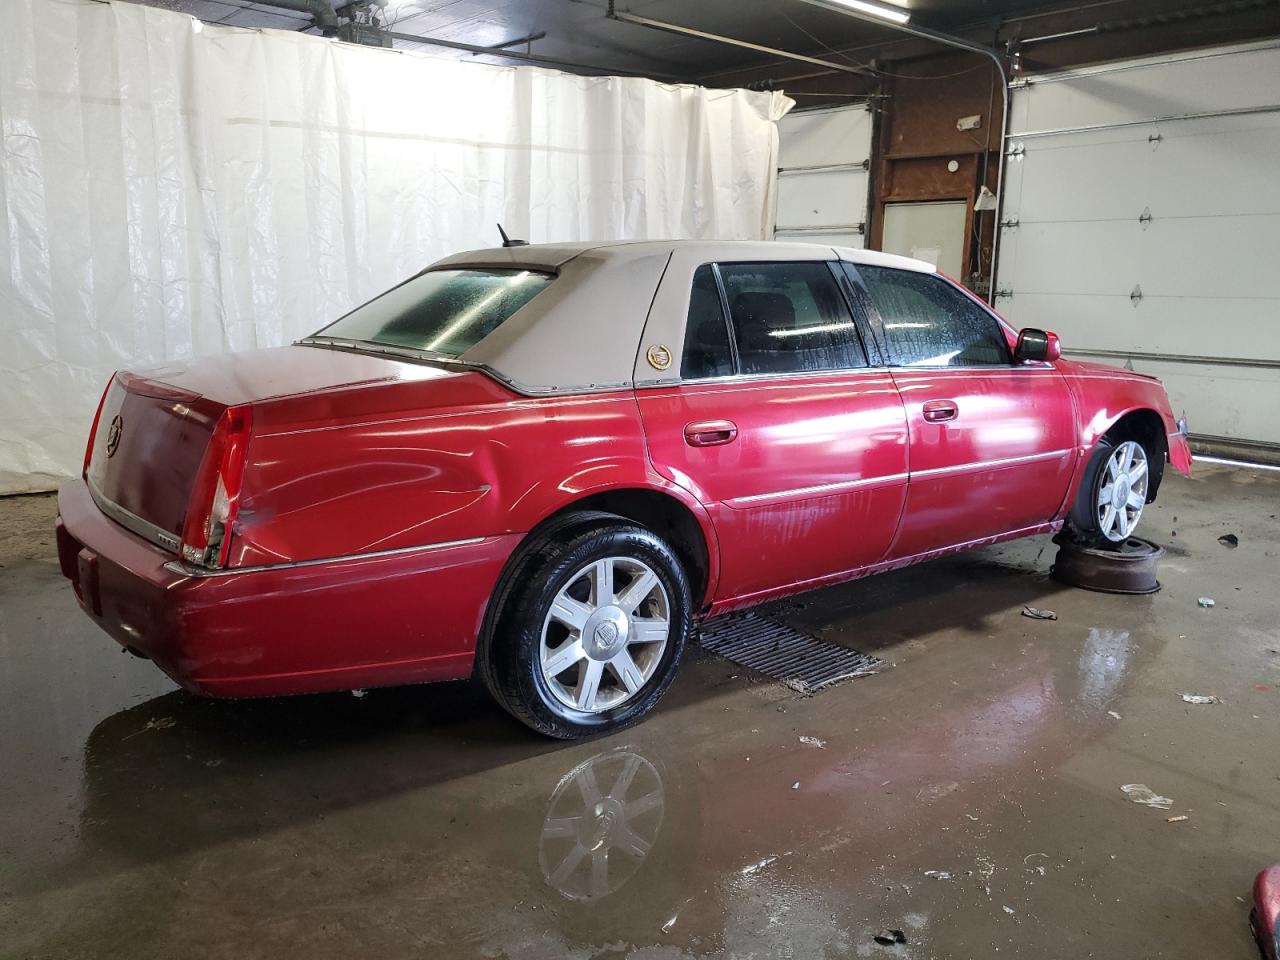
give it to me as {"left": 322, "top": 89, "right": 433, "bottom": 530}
{"left": 1198, "top": 597, "right": 1216, "bottom": 608}
{"left": 873, "top": 929, "right": 908, "bottom": 946}
{"left": 924, "top": 870, "right": 953, "bottom": 880}
{"left": 1121, "top": 783, "right": 1174, "bottom": 809}
{"left": 1002, "top": 905, "right": 1016, "bottom": 915}
{"left": 783, "top": 667, "right": 884, "bottom": 695}
{"left": 351, "top": 688, "right": 368, "bottom": 699}
{"left": 1021, "top": 605, "right": 1058, "bottom": 621}
{"left": 740, "top": 855, "right": 780, "bottom": 876}
{"left": 1218, "top": 533, "right": 1240, "bottom": 548}
{"left": 1108, "top": 710, "right": 1123, "bottom": 719}
{"left": 1181, "top": 693, "right": 1221, "bottom": 704}
{"left": 1167, "top": 815, "right": 1189, "bottom": 823}
{"left": 798, "top": 736, "right": 826, "bottom": 748}
{"left": 123, "top": 716, "right": 176, "bottom": 740}
{"left": 917, "top": 781, "right": 959, "bottom": 802}
{"left": 791, "top": 781, "right": 801, "bottom": 790}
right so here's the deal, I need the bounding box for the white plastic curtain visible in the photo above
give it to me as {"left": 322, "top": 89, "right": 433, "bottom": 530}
{"left": 0, "top": 0, "right": 792, "bottom": 494}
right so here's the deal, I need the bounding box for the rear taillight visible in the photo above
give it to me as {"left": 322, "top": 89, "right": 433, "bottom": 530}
{"left": 82, "top": 376, "right": 115, "bottom": 478}
{"left": 180, "top": 405, "right": 253, "bottom": 569}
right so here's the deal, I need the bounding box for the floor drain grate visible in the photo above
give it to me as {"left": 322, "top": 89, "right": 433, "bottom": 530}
{"left": 697, "top": 611, "right": 885, "bottom": 693}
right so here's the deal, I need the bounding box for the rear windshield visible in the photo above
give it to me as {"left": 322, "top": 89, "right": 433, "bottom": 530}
{"left": 313, "top": 268, "right": 553, "bottom": 357}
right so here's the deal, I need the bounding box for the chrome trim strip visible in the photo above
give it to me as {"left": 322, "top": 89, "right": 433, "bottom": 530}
{"left": 911, "top": 448, "right": 1073, "bottom": 480}
{"left": 87, "top": 476, "right": 181, "bottom": 553}
{"left": 726, "top": 472, "right": 908, "bottom": 508}
{"left": 640, "top": 367, "right": 893, "bottom": 390}
{"left": 162, "top": 536, "right": 488, "bottom": 579}
{"left": 639, "top": 364, "right": 1059, "bottom": 391}
{"left": 725, "top": 448, "right": 1071, "bottom": 507}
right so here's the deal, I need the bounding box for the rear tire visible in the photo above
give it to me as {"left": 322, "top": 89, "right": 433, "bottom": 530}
{"left": 1068, "top": 434, "right": 1152, "bottom": 545}
{"left": 480, "top": 514, "right": 692, "bottom": 739}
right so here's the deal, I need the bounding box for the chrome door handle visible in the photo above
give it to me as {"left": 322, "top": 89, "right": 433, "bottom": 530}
{"left": 922, "top": 400, "right": 959, "bottom": 423}
{"left": 684, "top": 419, "right": 738, "bottom": 447}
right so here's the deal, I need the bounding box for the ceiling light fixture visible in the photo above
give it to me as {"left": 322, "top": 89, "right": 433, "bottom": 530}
{"left": 812, "top": 0, "right": 911, "bottom": 25}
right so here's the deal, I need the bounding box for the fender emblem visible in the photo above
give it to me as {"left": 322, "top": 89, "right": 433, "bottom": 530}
{"left": 646, "top": 344, "right": 672, "bottom": 371}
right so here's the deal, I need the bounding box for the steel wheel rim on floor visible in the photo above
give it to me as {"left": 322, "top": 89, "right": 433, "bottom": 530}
{"left": 1096, "top": 440, "right": 1149, "bottom": 541}
{"left": 540, "top": 556, "right": 671, "bottom": 713}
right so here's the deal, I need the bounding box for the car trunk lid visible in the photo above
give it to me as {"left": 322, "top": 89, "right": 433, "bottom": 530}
{"left": 85, "top": 374, "right": 226, "bottom": 550}
{"left": 83, "top": 345, "right": 500, "bottom": 557}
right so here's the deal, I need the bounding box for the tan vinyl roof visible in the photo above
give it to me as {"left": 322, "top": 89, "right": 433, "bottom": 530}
{"left": 429, "top": 240, "right": 937, "bottom": 395}
{"left": 436, "top": 239, "right": 935, "bottom": 274}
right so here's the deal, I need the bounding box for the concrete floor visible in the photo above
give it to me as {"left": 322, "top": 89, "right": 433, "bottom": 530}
{"left": 1, "top": 464, "right": 1278, "bottom": 959}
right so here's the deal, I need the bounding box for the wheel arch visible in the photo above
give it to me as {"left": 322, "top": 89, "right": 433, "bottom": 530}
{"left": 1101, "top": 407, "right": 1168, "bottom": 501}
{"left": 474, "top": 482, "right": 718, "bottom": 681}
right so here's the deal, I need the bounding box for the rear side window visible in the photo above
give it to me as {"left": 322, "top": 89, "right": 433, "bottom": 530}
{"left": 718, "top": 262, "right": 867, "bottom": 375}
{"left": 681, "top": 265, "right": 734, "bottom": 379}
{"left": 313, "top": 268, "right": 553, "bottom": 357}
{"left": 854, "top": 266, "right": 1009, "bottom": 367}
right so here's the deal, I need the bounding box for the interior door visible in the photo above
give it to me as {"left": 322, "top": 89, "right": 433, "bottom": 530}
{"left": 636, "top": 259, "right": 909, "bottom": 604}
{"left": 844, "top": 262, "right": 1077, "bottom": 558}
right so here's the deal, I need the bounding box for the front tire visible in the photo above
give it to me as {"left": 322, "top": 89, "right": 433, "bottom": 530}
{"left": 1069, "top": 436, "right": 1152, "bottom": 544}
{"left": 482, "top": 516, "right": 692, "bottom": 739}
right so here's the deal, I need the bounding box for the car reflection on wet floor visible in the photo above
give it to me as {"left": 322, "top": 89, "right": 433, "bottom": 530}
{"left": 539, "top": 748, "right": 666, "bottom": 902}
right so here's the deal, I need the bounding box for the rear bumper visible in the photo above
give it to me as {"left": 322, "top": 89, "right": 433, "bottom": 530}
{"left": 56, "top": 479, "right": 518, "bottom": 697}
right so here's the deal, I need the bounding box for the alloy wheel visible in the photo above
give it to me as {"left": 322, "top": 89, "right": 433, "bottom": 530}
{"left": 539, "top": 556, "right": 672, "bottom": 713}
{"left": 1096, "top": 440, "right": 1149, "bottom": 541}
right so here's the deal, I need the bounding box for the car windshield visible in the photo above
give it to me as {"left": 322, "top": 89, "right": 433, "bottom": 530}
{"left": 312, "top": 268, "right": 554, "bottom": 357}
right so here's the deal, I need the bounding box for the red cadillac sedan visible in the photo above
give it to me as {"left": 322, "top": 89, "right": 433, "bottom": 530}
{"left": 56, "top": 240, "right": 1192, "bottom": 738}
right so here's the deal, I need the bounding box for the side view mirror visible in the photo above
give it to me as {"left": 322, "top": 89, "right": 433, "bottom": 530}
{"left": 1015, "top": 328, "right": 1061, "bottom": 363}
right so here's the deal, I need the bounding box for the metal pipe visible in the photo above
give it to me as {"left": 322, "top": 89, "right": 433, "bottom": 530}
{"left": 606, "top": 8, "right": 877, "bottom": 78}
{"left": 1065, "top": 349, "right": 1280, "bottom": 372}
{"left": 1016, "top": 25, "right": 1100, "bottom": 45}
{"left": 257, "top": 0, "right": 338, "bottom": 33}
{"left": 469, "top": 31, "right": 547, "bottom": 55}
{"left": 793, "top": 0, "right": 1011, "bottom": 304}
{"left": 384, "top": 30, "right": 684, "bottom": 79}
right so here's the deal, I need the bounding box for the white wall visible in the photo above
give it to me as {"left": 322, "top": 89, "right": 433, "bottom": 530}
{"left": 0, "top": 0, "right": 791, "bottom": 493}
{"left": 997, "top": 40, "right": 1280, "bottom": 455}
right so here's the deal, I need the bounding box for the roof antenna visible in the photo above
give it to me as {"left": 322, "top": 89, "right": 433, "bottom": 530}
{"left": 496, "top": 223, "right": 528, "bottom": 248}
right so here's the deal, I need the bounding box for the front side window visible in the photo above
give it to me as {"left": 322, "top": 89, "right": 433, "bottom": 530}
{"left": 853, "top": 265, "right": 1009, "bottom": 367}
{"left": 718, "top": 262, "right": 867, "bottom": 375}
{"left": 313, "top": 268, "right": 553, "bottom": 357}
{"left": 681, "top": 265, "right": 734, "bottom": 379}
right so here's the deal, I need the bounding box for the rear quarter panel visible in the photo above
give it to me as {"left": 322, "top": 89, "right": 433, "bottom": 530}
{"left": 232, "top": 379, "right": 715, "bottom": 583}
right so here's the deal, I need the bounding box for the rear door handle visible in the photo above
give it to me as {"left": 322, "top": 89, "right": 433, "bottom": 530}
{"left": 922, "top": 399, "right": 959, "bottom": 423}
{"left": 684, "top": 419, "right": 738, "bottom": 447}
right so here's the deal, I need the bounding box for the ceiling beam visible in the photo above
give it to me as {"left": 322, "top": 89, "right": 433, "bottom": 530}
{"left": 383, "top": 30, "right": 685, "bottom": 79}
{"left": 606, "top": 7, "right": 878, "bottom": 78}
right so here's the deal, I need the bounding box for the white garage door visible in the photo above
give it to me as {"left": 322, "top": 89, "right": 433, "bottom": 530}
{"left": 996, "top": 40, "right": 1280, "bottom": 460}
{"left": 774, "top": 103, "right": 871, "bottom": 248}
